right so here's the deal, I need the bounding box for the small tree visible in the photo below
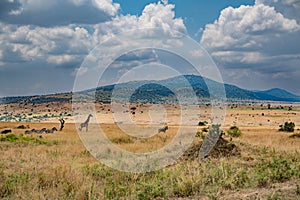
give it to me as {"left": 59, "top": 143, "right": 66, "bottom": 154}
{"left": 279, "top": 122, "right": 295, "bottom": 132}
{"left": 227, "top": 126, "right": 242, "bottom": 138}
{"left": 59, "top": 118, "right": 65, "bottom": 131}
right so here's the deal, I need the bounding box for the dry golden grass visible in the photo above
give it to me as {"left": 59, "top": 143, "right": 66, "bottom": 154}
{"left": 0, "top": 103, "right": 300, "bottom": 199}
{"left": 237, "top": 127, "right": 300, "bottom": 152}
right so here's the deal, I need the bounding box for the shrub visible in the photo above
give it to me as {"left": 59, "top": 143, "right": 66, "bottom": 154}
{"left": 227, "top": 126, "right": 242, "bottom": 137}
{"left": 201, "top": 127, "right": 209, "bottom": 133}
{"left": 198, "top": 121, "right": 207, "bottom": 126}
{"left": 110, "top": 137, "right": 134, "bottom": 144}
{"left": 16, "top": 125, "right": 27, "bottom": 129}
{"left": 279, "top": 122, "right": 295, "bottom": 132}
{"left": 196, "top": 131, "right": 205, "bottom": 140}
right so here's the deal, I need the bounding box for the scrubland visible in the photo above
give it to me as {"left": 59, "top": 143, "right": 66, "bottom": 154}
{"left": 0, "top": 103, "right": 299, "bottom": 199}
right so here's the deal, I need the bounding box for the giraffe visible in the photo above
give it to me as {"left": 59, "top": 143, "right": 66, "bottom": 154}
{"left": 79, "top": 114, "right": 93, "bottom": 132}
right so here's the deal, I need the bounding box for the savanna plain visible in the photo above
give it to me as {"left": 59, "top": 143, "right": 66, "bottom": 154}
{"left": 0, "top": 101, "right": 300, "bottom": 199}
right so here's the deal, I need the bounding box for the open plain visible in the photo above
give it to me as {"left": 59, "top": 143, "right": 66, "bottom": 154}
{"left": 0, "top": 101, "right": 300, "bottom": 199}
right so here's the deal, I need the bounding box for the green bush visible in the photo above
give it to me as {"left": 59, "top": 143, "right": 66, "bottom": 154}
{"left": 254, "top": 157, "right": 299, "bottom": 187}
{"left": 16, "top": 125, "right": 27, "bottom": 129}
{"left": 198, "top": 121, "right": 207, "bottom": 126}
{"left": 201, "top": 127, "right": 208, "bottom": 133}
{"left": 196, "top": 131, "right": 205, "bottom": 140}
{"left": 279, "top": 122, "right": 295, "bottom": 132}
{"left": 227, "top": 126, "right": 242, "bottom": 137}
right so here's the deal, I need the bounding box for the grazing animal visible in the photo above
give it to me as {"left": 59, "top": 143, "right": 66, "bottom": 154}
{"left": 25, "top": 130, "right": 32, "bottom": 135}
{"left": 45, "top": 127, "right": 58, "bottom": 134}
{"left": 79, "top": 114, "right": 93, "bottom": 132}
{"left": 1, "top": 129, "right": 12, "bottom": 134}
{"left": 158, "top": 126, "right": 168, "bottom": 133}
{"left": 31, "top": 129, "right": 38, "bottom": 133}
{"left": 37, "top": 128, "right": 47, "bottom": 134}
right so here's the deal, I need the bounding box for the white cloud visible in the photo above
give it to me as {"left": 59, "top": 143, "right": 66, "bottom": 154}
{"left": 46, "top": 54, "right": 80, "bottom": 65}
{"left": 0, "top": 1, "right": 186, "bottom": 70}
{"left": 0, "top": 23, "right": 94, "bottom": 63}
{"left": 256, "top": 0, "right": 300, "bottom": 22}
{"left": 92, "top": 1, "right": 186, "bottom": 42}
{"left": 201, "top": 1, "right": 300, "bottom": 68}
{"left": 91, "top": 0, "right": 120, "bottom": 16}
{"left": 201, "top": 4, "right": 299, "bottom": 51}
{"left": 0, "top": 0, "right": 190, "bottom": 96}
{"left": 200, "top": 0, "right": 300, "bottom": 93}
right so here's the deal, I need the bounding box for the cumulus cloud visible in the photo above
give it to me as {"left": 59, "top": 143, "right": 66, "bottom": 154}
{"left": 0, "top": 0, "right": 191, "bottom": 96}
{"left": 0, "top": 1, "right": 186, "bottom": 75}
{"left": 201, "top": 4, "right": 298, "bottom": 51}
{"left": 200, "top": 0, "right": 300, "bottom": 93}
{"left": 0, "top": 23, "right": 93, "bottom": 65}
{"left": 0, "top": 0, "right": 120, "bottom": 26}
{"left": 256, "top": 0, "right": 300, "bottom": 23}
{"left": 92, "top": 1, "right": 186, "bottom": 43}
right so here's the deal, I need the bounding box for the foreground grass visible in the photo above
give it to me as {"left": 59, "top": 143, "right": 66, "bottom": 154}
{"left": 0, "top": 121, "right": 300, "bottom": 199}
{"left": 81, "top": 153, "right": 300, "bottom": 199}
{"left": 0, "top": 132, "right": 299, "bottom": 199}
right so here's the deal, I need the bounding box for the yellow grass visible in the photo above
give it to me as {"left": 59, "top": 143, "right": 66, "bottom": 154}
{"left": 0, "top": 102, "right": 300, "bottom": 199}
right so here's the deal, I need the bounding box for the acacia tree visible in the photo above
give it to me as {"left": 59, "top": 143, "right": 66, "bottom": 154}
{"left": 59, "top": 118, "right": 65, "bottom": 131}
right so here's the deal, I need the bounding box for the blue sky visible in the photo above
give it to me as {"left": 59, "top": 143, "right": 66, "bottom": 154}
{"left": 0, "top": 0, "right": 299, "bottom": 97}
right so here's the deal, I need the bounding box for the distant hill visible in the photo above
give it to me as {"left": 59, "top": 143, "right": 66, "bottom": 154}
{"left": 253, "top": 88, "right": 300, "bottom": 102}
{"left": 1, "top": 75, "right": 300, "bottom": 104}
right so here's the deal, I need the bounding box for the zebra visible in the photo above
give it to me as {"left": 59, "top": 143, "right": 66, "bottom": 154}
{"left": 31, "top": 129, "right": 38, "bottom": 133}
{"left": 25, "top": 130, "right": 32, "bottom": 135}
{"left": 158, "top": 126, "right": 168, "bottom": 133}
{"left": 37, "top": 128, "right": 47, "bottom": 134}
{"left": 45, "top": 127, "right": 58, "bottom": 134}
{"left": 79, "top": 114, "right": 93, "bottom": 132}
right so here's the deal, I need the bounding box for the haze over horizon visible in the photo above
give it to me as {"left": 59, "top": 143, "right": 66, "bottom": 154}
{"left": 0, "top": 0, "right": 299, "bottom": 97}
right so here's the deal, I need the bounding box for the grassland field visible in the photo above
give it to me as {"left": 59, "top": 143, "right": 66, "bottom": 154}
{"left": 0, "top": 102, "right": 300, "bottom": 199}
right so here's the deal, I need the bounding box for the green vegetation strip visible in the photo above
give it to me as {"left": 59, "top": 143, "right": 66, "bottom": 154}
{"left": 0, "top": 134, "right": 57, "bottom": 145}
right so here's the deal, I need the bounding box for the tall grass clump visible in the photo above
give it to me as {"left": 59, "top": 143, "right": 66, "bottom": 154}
{"left": 227, "top": 126, "right": 242, "bottom": 137}
{"left": 279, "top": 122, "right": 295, "bottom": 132}
{"left": 0, "top": 134, "right": 56, "bottom": 145}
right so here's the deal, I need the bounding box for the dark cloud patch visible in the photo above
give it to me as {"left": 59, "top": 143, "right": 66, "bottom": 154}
{"left": 0, "top": 0, "right": 115, "bottom": 26}
{"left": 0, "top": 61, "right": 75, "bottom": 97}
{"left": 98, "top": 49, "right": 200, "bottom": 86}
{"left": 116, "top": 50, "right": 157, "bottom": 62}
{"left": 54, "top": 59, "right": 83, "bottom": 70}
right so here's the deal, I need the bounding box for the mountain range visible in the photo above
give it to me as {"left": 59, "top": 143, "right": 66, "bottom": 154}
{"left": 1, "top": 75, "right": 300, "bottom": 104}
